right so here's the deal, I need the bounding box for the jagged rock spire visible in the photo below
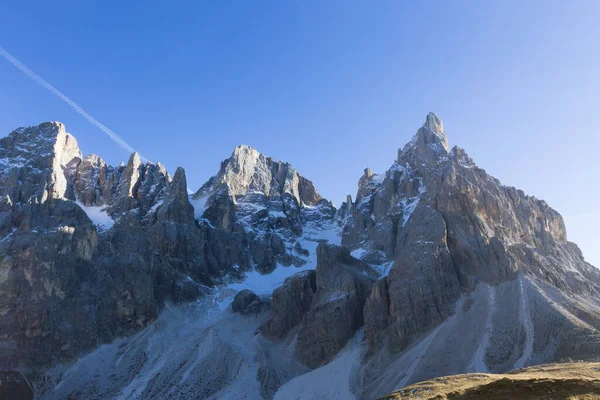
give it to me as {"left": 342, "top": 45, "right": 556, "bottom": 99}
{"left": 205, "top": 144, "right": 322, "bottom": 206}
{"left": 422, "top": 111, "right": 449, "bottom": 151}
{"left": 358, "top": 168, "right": 374, "bottom": 189}
{"left": 158, "top": 167, "right": 194, "bottom": 223}
{"left": 424, "top": 112, "right": 444, "bottom": 134}
{"left": 0, "top": 122, "right": 82, "bottom": 203}
{"left": 398, "top": 112, "right": 449, "bottom": 165}
{"left": 117, "top": 151, "right": 143, "bottom": 201}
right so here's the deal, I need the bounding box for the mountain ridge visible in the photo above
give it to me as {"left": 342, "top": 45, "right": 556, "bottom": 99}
{"left": 1, "top": 113, "right": 599, "bottom": 399}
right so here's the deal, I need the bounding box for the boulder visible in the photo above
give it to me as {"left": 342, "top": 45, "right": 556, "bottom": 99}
{"left": 232, "top": 289, "right": 270, "bottom": 315}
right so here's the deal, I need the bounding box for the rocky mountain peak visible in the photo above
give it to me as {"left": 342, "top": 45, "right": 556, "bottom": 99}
{"left": 127, "top": 151, "right": 142, "bottom": 170}
{"left": 424, "top": 111, "right": 444, "bottom": 134}
{"left": 187, "top": 143, "right": 335, "bottom": 276}
{"left": 421, "top": 111, "right": 449, "bottom": 151}
{"left": 169, "top": 167, "right": 189, "bottom": 199}
{"left": 231, "top": 144, "right": 260, "bottom": 163}
{"left": 82, "top": 153, "right": 105, "bottom": 166}
{"left": 202, "top": 144, "right": 322, "bottom": 206}
{"left": 4, "top": 115, "right": 600, "bottom": 400}
{"left": 120, "top": 151, "right": 143, "bottom": 198}
{"left": 13, "top": 121, "right": 83, "bottom": 167}
{"left": 157, "top": 166, "right": 194, "bottom": 223}
{"left": 221, "top": 144, "right": 262, "bottom": 196}
{"left": 0, "top": 121, "right": 82, "bottom": 203}
{"left": 398, "top": 112, "right": 449, "bottom": 166}
{"left": 358, "top": 168, "right": 374, "bottom": 189}
{"left": 154, "top": 161, "right": 168, "bottom": 175}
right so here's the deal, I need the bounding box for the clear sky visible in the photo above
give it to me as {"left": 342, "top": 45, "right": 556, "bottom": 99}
{"left": 1, "top": 1, "right": 598, "bottom": 266}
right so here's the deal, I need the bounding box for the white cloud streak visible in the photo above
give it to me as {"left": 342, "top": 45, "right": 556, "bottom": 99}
{"left": 0, "top": 47, "right": 147, "bottom": 162}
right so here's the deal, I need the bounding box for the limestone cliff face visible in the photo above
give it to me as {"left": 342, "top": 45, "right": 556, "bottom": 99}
{"left": 338, "top": 113, "right": 600, "bottom": 357}
{"left": 0, "top": 123, "right": 338, "bottom": 380}
{"left": 209, "top": 144, "right": 322, "bottom": 206}
{"left": 0, "top": 122, "right": 81, "bottom": 204}
{"left": 192, "top": 144, "right": 335, "bottom": 275}
{"left": 3, "top": 115, "right": 600, "bottom": 400}
{"left": 0, "top": 123, "right": 212, "bottom": 372}
{"left": 296, "top": 243, "right": 377, "bottom": 368}
{"left": 333, "top": 114, "right": 600, "bottom": 399}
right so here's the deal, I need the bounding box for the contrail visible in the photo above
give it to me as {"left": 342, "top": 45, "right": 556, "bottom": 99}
{"left": 0, "top": 47, "right": 147, "bottom": 162}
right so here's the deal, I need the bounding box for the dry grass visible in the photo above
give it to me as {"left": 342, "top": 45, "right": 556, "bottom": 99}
{"left": 381, "top": 362, "right": 600, "bottom": 400}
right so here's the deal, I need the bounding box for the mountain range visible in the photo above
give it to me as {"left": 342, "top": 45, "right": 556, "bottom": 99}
{"left": 1, "top": 113, "right": 599, "bottom": 399}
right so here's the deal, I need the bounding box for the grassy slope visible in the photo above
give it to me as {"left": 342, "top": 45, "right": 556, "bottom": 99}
{"left": 381, "top": 362, "right": 600, "bottom": 400}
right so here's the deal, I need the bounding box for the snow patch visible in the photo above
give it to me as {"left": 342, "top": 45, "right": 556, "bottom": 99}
{"left": 75, "top": 200, "right": 114, "bottom": 231}
{"left": 148, "top": 200, "right": 163, "bottom": 214}
{"left": 390, "top": 162, "right": 406, "bottom": 173}
{"left": 216, "top": 263, "right": 314, "bottom": 309}
{"left": 268, "top": 210, "right": 287, "bottom": 219}
{"left": 326, "top": 292, "right": 349, "bottom": 303}
{"left": 0, "top": 228, "right": 16, "bottom": 243}
{"left": 0, "top": 156, "right": 28, "bottom": 170}
{"left": 189, "top": 195, "right": 209, "bottom": 220}
{"left": 376, "top": 261, "right": 394, "bottom": 277}
{"left": 351, "top": 247, "right": 367, "bottom": 260}
{"left": 417, "top": 176, "right": 426, "bottom": 195}
{"left": 213, "top": 219, "right": 341, "bottom": 310}
{"left": 399, "top": 197, "right": 420, "bottom": 226}
{"left": 371, "top": 173, "right": 384, "bottom": 185}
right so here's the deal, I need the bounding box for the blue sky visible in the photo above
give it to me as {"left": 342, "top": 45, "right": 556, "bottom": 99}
{"left": 1, "top": 1, "right": 598, "bottom": 266}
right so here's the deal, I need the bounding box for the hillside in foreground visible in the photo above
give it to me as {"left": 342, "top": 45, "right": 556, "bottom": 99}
{"left": 381, "top": 362, "right": 600, "bottom": 400}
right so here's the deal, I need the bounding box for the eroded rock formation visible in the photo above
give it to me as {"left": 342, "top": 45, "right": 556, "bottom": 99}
{"left": 2, "top": 114, "right": 600, "bottom": 400}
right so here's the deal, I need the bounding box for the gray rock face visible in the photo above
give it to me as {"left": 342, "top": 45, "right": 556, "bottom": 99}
{"left": 206, "top": 145, "right": 322, "bottom": 206}
{"left": 0, "top": 123, "right": 206, "bottom": 376}
{"left": 74, "top": 154, "right": 109, "bottom": 205}
{"left": 339, "top": 113, "right": 600, "bottom": 360}
{"left": 363, "top": 277, "right": 389, "bottom": 353}
{"left": 384, "top": 205, "right": 462, "bottom": 352}
{"left": 0, "top": 122, "right": 81, "bottom": 204}
{"left": 3, "top": 114, "right": 600, "bottom": 400}
{"left": 192, "top": 144, "right": 337, "bottom": 276}
{"left": 333, "top": 113, "right": 600, "bottom": 398}
{"left": 297, "top": 243, "right": 376, "bottom": 368}
{"left": 259, "top": 243, "right": 377, "bottom": 369}
{"left": 260, "top": 270, "right": 316, "bottom": 340}
{"left": 0, "top": 123, "right": 339, "bottom": 390}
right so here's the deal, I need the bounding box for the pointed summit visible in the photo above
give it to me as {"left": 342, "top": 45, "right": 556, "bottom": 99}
{"left": 230, "top": 144, "right": 260, "bottom": 164}
{"left": 424, "top": 112, "right": 444, "bottom": 134}
{"left": 398, "top": 112, "right": 449, "bottom": 164}
{"left": 128, "top": 151, "right": 142, "bottom": 167}
{"left": 225, "top": 145, "right": 261, "bottom": 190}
{"left": 0, "top": 122, "right": 82, "bottom": 203}
{"left": 119, "top": 151, "right": 143, "bottom": 199}
{"left": 158, "top": 167, "right": 194, "bottom": 223}
{"left": 194, "top": 144, "right": 324, "bottom": 209}
{"left": 422, "top": 112, "right": 448, "bottom": 151}
{"left": 358, "top": 168, "right": 374, "bottom": 189}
